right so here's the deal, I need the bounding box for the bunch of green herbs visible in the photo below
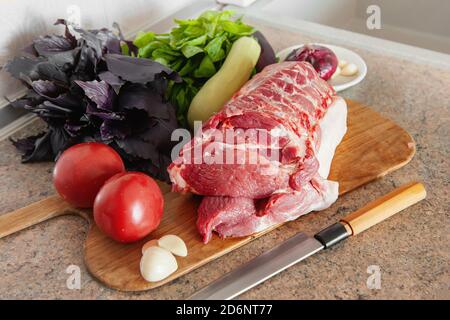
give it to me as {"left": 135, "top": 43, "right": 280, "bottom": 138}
{"left": 132, "top": 10, "right": 255, "bottom": 127}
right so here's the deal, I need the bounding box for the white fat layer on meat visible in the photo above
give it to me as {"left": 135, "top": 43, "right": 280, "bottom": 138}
{"left": 309, "top": 179, "right": 339, "bottom": 211}
{"left": 316, "top": 97, "right": 348, "bottom": 179}
{"left": 168, "top": 165, "right": 188, "bottom": 190}
{"left": 262, "top": 97, "right": 346, "bottom": 212}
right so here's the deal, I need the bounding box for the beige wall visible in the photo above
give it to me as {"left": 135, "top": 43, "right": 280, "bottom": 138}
{"left": 356, "top": 0, "right": 450, "bottom": 37}
{"left": 0, "top": 0, "right": 196, "bottom": 103}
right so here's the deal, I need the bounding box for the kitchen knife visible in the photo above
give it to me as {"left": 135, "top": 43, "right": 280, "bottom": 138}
{"left": 189, "top": 182, "right": 426, "bottom": 300}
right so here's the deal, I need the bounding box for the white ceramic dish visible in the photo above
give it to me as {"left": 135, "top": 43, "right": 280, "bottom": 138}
{"left": 277, "top": 43, "right": 367, "bottom": 92}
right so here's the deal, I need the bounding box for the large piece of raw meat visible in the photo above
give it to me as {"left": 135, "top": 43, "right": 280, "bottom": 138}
{"left": 168, "top": 61, "right": 347, "bottom": 243}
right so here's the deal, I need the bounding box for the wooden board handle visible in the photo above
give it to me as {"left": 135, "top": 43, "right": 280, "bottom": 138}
{"left": 0, "top": 195, "right": 76, "bottom": 239}
{"left": 341, "top": 182, "right": 426, "bottom": 236}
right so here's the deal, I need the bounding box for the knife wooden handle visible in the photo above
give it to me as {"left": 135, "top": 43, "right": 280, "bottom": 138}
{"left": 340, "top": 182, "right": 426, "bottom": 236}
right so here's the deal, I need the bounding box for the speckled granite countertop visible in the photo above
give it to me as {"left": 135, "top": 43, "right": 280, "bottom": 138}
{"left": 0, "top": 20, "right": 449, "bottom": 300}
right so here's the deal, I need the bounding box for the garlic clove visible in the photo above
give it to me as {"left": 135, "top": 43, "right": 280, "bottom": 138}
{"left": 338, "top": 59, "right": 348, "bottom": 68}
{"left": 158, "top": 235, "right": 188, "bottom": 257}
{"left": 140, "top": 246, "right": 178, "bottom": 282}
{"left": 331, "top": 66, "right": 341, "bottom": 79}
{"left": 341, "top": 63, "right": 358, "bottom": 76}
{"left": 141, "top": 239, "right": 159, "bottom": 255}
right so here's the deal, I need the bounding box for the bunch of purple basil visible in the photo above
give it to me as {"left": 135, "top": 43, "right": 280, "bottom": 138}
{"left": 4, "top": 20, "right": 182, "bottom": 182}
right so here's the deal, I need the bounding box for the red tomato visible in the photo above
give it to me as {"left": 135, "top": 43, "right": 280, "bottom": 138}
{"left": 93, "top": 172, "right": 164, "bottom": 243}
{"left": 53, "top": 142, "right": 125, "bottom": 208}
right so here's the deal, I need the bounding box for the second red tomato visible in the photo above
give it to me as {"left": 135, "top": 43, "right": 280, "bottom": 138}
{"left": 93, "top": 172, "right": 164, "bottom": 243}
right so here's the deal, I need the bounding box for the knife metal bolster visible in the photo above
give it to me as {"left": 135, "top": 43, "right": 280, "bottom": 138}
{"left": 314, "top": 222, "right": 350, "bottom": 248}
{"left": 189, "top": 232, "right": 324, "bottom": 300}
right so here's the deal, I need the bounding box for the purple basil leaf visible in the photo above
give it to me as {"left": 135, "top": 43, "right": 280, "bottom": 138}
{"left": 10, "top": 132, "right": 45, "bottom": 155}
{"left": 86, "top": 101, "right": 123, "bottom": 120}
{"left": 74, "top": 27, "right": 121, "bottom": 66}
{"left": 64, "top": 120, "right": 89, "bottom": 137}
{"left": 5, "top": 57, "right": 69, "bottom": 85}
{"left": 54, "top": 19, "right": 77, "bottom": 47}
{"left": 75, "top": 80, "right": 115, "bottom": 111}
{"left": 31, "top": 80, "right": 81, "bottom": 109}
{"left": 74, "top": 44, "right": 97, "bottom": 77}
{"left": 35, "top": 60, "right": 70, "bottom": 84}
{"left": 141, "top": 119, "right": 177, "bottom": 148}
{"left": 93, "top": 28, "right": 122, "bottom": 54}
{"left": 33, "top": 35, "right": 74, "bottom": 57}
{"left": 115, "top": 136, "right": 159, "bottom": 163}
{"left": 124, "top": 152, "right": 172, "bottom": 182}
{"left": 121, "top": 108, "right": 152, "bottom": 135}
{"left": 46, "top": 48, "right": 79, "bottom": 72}
{"left": 3, "top": 56, "right": 44, "bottom": 81}
{"left": 100, "top": 119, "right": 130, "bottom": 141}
{"left": 118, "top": 83, "right": 171, "bottom": 119}
{"left": 49, "top": 125, "right": 73, "bottom": 158}
{"left": 71, "top": 27, "right": 121, "bottom": 78}
{"left": 109, "top": 141, "right": 171, "bottom": 182}
{"left": 151, "top": 76, "right": 169, "bottom": 96}
{"left": 11, "top": 131, "right": 53, "bottom": 162}
{"left": 109, "top": 144, "right": 167, "bottom": 181}
{"left": 112, "top": 22, "right": 138, "bottom": 56}
{"left": 98, "top": 71, "right": 125, "bottom": 94}
{"left": 115, "top": 113, "right": 177, "bottom": 176}
{"left": 105, "top": 54, "right": 181, "bottom": 84}
{"left": 30, "top": 79, "right": 64, "bottom": 96}
{"left": 26, "top": 100, "right": 74, "bottom": 119}
{"left": 5, "top": 55, "right": 74, "bottom": 85}
{"left": 75, "top": 29, "right": 103, "bottom": 61}
{"left": 10, "top": 89, "right": 45, "bottom": 109}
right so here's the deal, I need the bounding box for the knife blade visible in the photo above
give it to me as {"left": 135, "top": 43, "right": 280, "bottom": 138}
{"left": 189, "top": 232, "right": 323, "bottom": 300}
{"left": 189, "top": 182, "right": 426, "bottom": 300}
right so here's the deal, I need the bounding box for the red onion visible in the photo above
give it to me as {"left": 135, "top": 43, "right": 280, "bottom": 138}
{"left": 286, "top": 44, "right": 338, "bottom": 81}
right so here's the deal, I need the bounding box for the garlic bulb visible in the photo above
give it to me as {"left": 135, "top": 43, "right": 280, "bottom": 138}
{"left": 341, "top": 63, "right": 358, "bottom": 76}
{"left": 338, "top": 59, "right": 348, "bottom": 68}
{"left": 140, "top": 246, "right": 178, "bottom": 282}
{"left": 141, "top": 239, "right": 159, "bottom": 255}
{"left": 158, "top": 235, "right": 188, "bottom": 257}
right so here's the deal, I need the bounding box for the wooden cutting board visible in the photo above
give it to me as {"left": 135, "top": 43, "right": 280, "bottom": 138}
{"left": 0, "top": 100, "right": 415, "bottom": 291}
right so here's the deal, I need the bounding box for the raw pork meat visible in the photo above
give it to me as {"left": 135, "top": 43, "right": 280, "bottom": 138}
{"left": 168, "top": 61, "right": 347, "bottom": 243}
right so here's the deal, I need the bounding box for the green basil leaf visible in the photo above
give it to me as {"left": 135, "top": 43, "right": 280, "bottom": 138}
{"left": 204, "top": 35, "right": 226, "bottom": 62}
{"left": 184, "top": 34, "right": 208, "bottom": 47}
{"left": 174, "top": 18, "right": 199, "bottom": 26}
{"left": 153, "top": 57, "right": 168, "bottom": 66}
{"left": 138, "top": 41, "right": 162, "bottom": 58}
{"left": 121, "top": 43, "right": 130, "bottom": 56}
{"left": 199, "top": 10, "right": 221, "bottom": 21}
{"left": 178, "top": 57, "right": 201, "bottom": 77}
{"left": 184, "top": 25, "right": 205, "bottom": 37}
{"left": 218, "top": 10, "right": 233, "bottom": 21}
{"left": 133, "top": 31, "right": 155, "bottom": 47}
{"left": 221, "top": 20, "right": 254, "bottom": 35}
{"left": 152, "top": 49, "right": 178, "bottom": 63}
{"left": 181, "top": 45, "right": 204, "bottom": 58}
{"left": 170, "top": 58, "right": 184, "bottom": 71}
{"left": 176, "top": 87, "right": 187, "bottom": 111}
{"left": 193, "top": 55, "right": 216, "bottom": 78}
